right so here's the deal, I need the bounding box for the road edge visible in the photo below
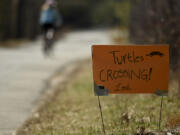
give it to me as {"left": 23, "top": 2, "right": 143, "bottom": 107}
{"left": 15, "top": 58, "right": 91, "bottom": 135}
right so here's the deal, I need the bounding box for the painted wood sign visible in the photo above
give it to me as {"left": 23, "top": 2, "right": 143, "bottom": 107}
{"left": 92, "top": 45, "right": 169, "bottom": 96}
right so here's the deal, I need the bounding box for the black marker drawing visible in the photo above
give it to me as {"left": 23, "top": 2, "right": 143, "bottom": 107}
{"left": 115, "top": 83, "right": 122, "bottom": 91}
{"left": 115, "top": 83, "right": 131, "bottom": 91}
{"left": 146, "top": 51, "right": 164, "bottom": 57}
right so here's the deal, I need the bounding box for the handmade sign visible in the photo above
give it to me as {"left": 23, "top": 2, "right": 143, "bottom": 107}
{"left": 92, "top": 45, "right": 169, "bottom": 96}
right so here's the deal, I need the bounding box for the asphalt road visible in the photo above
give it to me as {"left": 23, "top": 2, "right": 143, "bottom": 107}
{"left": 0, "top": 29, "right": 112, "bottom": 135}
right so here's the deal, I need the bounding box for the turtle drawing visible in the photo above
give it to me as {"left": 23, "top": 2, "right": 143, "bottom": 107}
{"left": 146, "top": 51, "right": 164, "bottom": 57}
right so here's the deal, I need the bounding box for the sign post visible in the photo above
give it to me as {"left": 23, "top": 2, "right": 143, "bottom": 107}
{"left": 159, "top": 95, "right": 164, "bottom": 132}
{"left": 92, "top": 45, "right": 169, "bottom": 133}
{"left": 97, "top": 96, "right": 106, "bottom": 135}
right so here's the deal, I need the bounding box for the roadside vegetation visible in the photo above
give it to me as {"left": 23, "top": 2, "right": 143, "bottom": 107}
{"left": 17, "top": 62, "right": 180, "bottom": 135}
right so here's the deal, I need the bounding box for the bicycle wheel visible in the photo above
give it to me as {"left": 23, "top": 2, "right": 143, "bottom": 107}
{"left": 43, "top": 29, "right": 55, "bottom": 56}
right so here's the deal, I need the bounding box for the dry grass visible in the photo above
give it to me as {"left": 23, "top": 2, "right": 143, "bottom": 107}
{"left": 17, "top": 62, "right": 180, "bottom": 135}
{"left": 110, "top": 27, "right": 129, "bottom": 44}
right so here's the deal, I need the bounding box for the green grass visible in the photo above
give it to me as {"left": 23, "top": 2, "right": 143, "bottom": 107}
{"left": 17, "top": 63, "right": 180, "bottom": 135}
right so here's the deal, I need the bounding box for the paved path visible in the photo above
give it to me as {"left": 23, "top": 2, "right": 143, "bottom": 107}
{"left": 0, "top": 30, "right": 112, "bottom": 135}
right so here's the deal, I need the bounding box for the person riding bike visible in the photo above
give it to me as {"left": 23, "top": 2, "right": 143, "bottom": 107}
{"left": 40, "top": 0, "right": 62, "bottom": 56}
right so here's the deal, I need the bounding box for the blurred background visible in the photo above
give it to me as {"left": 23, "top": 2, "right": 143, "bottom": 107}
{"left": 0, "top": 0, "right": 131, "bottom": 40}
{"left": 0, "top": 0, "right": 179, "bottom": 134}
{"left": 0, "top": 0, "right": 179, "bottom": 70}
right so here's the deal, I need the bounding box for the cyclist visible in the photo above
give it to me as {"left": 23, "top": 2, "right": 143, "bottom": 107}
{"left": 40, "top": 0, "right": 62, "bottom": 56}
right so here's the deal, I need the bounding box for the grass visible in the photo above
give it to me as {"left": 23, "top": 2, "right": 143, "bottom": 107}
{"left": 17, "top": 62, "right": 180, "bottom": 135}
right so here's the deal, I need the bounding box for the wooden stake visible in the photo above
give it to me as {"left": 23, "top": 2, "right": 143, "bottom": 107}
{"left": 158, "top": 96, "right": 164, "bottom": 132}
{"left": 98, "top": 96, "right": 106, "bottom": 135}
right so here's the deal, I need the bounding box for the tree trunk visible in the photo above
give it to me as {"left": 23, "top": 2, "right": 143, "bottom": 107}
{"left": 10, "top": 0, "right": 19, "bottom": 38}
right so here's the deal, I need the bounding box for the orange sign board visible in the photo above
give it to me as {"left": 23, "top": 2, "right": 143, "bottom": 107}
{"left": 92, "top": 45, "right": 169, "bottom": 96}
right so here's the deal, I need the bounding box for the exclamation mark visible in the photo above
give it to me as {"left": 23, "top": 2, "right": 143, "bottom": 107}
{"left": 149, "top": 68, "right": 152, "bottom": 80}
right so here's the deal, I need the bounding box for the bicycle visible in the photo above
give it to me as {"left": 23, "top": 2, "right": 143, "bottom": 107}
{"left": 43, "top": 28, "right": 55, "bottom": 56}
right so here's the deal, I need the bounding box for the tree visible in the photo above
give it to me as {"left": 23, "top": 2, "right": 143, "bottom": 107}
{"left": 130, "top": 0, "right": 180, "bottom": 71}
{"left": 0, "top": 0, "right": 43, "bottom": 41}
{"left": 0, "top": 0, "right": 11, "bottom": 40}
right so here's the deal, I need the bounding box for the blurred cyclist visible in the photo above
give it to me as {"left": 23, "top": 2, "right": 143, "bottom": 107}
{"left": 40, "top": 0, "right": 62, "bottom": 56}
